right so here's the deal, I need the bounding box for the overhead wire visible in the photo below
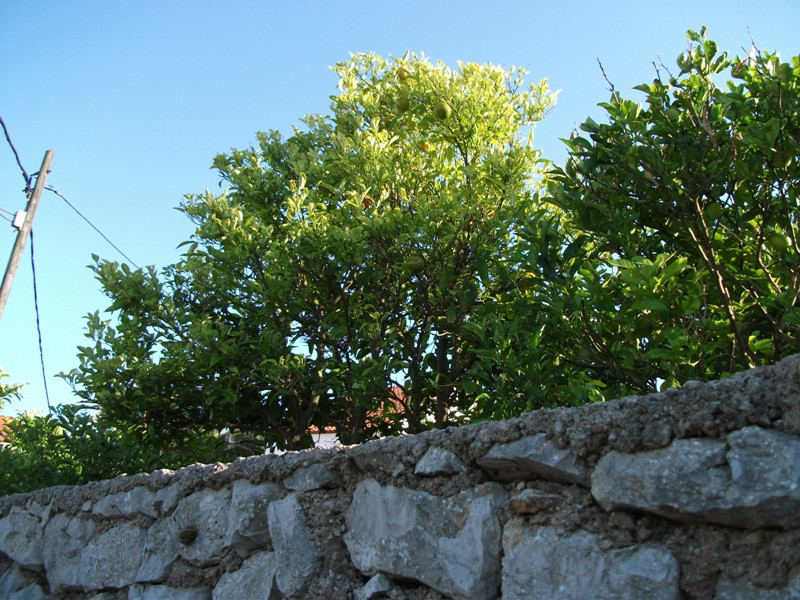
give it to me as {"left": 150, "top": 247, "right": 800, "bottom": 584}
{"left": 45, "top": 185, "right": 141, "bottom": 269}
{"left": 1, "top": 207, "right": 17, "bottom": 224}
{"left": 29, "top": 229, "right": 53, "bottom": 413}
{"left": 0, "top": 115, "right": 32, "bottom": 194}
{"left": 2, "top": 115, "right": 139, "bottom": 413}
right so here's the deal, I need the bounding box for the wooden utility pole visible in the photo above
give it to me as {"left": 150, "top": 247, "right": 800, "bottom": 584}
{"left": 0, "top": 150, "right": 55, "bottom": 321}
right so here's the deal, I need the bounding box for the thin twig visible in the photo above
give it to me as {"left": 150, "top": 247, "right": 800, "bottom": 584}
{"left": 596, "top": 59, "right": 615, "bottom": 93}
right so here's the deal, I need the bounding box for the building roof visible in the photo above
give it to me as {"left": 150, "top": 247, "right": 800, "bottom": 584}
{"left": 0, "top": 416, "right": 12, "bottom": 443}
{"left": 309, "top": 386, "right": 407, "bottom": 436}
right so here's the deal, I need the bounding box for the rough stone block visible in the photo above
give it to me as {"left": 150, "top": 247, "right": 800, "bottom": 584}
{"left": 7, "top": 583, "right": 45, "bottom": 600}
{"left": 154, "top": 482, "right": 182, "bottom": 515}
{"left": 137, "top": 487, "right": 231, "bottom": 583}
{"left": 267, "top": 493, "right": 320, "bottom": 597}
{"left": 80, "top": 521, "right": 147, "bottom": 589}
{"left": 715, "top": 570, "right": 800, "bottom": 599}
{"left": 414, "top": 447, "right": 468, "bottom": 476}
{"left": 212, "top": 551, "right": 280, "bottom": 600}
{"left": 344, "top": 478, "right": 506, "bottom": 600}
{"left": 502, "top": 523, "right": 680, "bottom": 599}
{"left": 284, "top": 462, "right": 341, "bottom": 491}
{"left": 43, "top": 513, "right": 95, "bottom": 592}
{"left": 0, "top": 564, "right": 45, "bottom": 599}
{"left": 92, "top": 486, "right": 158, "bottom": 519}
{"left": 355, "top": 573, "right": 395, "bottom": 600}
{"left": 44, "top": 515, "right": 146, "bottom": 592}
{"left": 224, "top": 480, "right": 281, "bottom": 556}
{"left": 128, "top": 583, "right": 211, "bottom": 599}
{"left": 477, "top": 433, "right": 588, "bottom": 485}
{"left": 508, "top": 488, "right": 564, "bottom": 515}
{"left": 0, "top": 506, "right": 44, "bottom": 571}
{"left": 591, "top": 426, "right": 800, "bottom": 528}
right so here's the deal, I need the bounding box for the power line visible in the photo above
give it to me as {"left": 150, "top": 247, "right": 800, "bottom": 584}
{"left": 29, "top": 229, "right": 53, "bottom": 414}
{"left": 2, "top": 116, "right": 138, "bottom": 267}
{"left": 1, "top": 207, "right": 17, "bottom": 224}
{"left": 0, "top": 115, "right": 31, "bottom": 194}
{"left": 46, "top": 185, "right": 141, "bottom": 269}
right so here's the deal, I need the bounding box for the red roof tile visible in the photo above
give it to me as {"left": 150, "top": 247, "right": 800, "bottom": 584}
{"left": 0, "top": 416, "right": 12, "bottom": 443}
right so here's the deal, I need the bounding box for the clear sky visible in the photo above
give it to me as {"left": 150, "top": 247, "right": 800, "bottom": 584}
{"left": 1, "top": 1, "right": 798, "bottom": 416}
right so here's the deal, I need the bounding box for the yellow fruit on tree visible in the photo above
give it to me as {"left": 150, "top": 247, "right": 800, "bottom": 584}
{"left": 396, "top": 66, "right": 409, "bottom": 81}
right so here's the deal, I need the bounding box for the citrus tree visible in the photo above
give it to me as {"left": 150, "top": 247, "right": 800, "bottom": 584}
{"left": 531, "top": 28, "right": 800, "bottom": 400}
{"left": 65, "top": 53, "right": 555, "bottom": 451}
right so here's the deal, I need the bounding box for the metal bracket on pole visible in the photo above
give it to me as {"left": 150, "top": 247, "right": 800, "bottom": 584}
{"left": 0, "top": 150, "right": 55, "bottom": 321}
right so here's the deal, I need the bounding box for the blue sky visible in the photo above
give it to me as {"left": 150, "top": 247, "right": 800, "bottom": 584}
{"left": 1, "top": 1, "right": 798, "bottom": 415}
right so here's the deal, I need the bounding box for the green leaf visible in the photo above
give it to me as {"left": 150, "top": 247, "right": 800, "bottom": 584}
{"left": 630, "top": 298, "right": 668, "bottom": 311}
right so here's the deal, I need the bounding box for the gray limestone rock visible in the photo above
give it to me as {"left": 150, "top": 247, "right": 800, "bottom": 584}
{"left": 224, "top": 480, "right": 281, "bottom": 556}
{"left": 0, "top": 506, "right": 44, "bottom": 571}
{"left": 128, "top": 584, "right": 211, "bottom": 600}
{"left": 285, "top": 462, "right": 341, "bottom": 491}
{"left": 355, "top": 573, "right": 395, "bottom": 600}
{"left": 154, "top": 482, "right": 182, "bottom": 515}
{"left": 508, "top": 488, "right": 564, "bottom": 515}
{"left": 92, "top": 486, "right": 159, "bottom": 519}
{"left": 137, "top": 487, "right": 231, "bottom": 583}
{"left": 267, "top": 493, "right": 321, "bottom": 597}
{"left": 79, "top": 521, "right": 147, "bottom": 589}
{"left": 502, "top": 523, "right": 680, "bottom": 600}
{"left": 716, "top": 570, "right": 800, "bottom": 599}
{"left": 7, "top": 583, "right": 45, "bottom": 600}
{"left": 591, "top": 426, "right": 800, "bottom": 528}
{"left": 44, "top": 515, "right": 146, "bottom": 592}
{"left": 477, "top": 433, "right": 588, "bottom": 485}
{"left": 42, "top": 513, "right": 95, "bottom": 592}
{"left": 0, "top": 564, "right": 44, "bottom": 599}
{"left": 212, "top": 551, "right": 280, "bottom": 600}
{"left": 414, "top": 447, "right": 468, "bottom": 476}
{"left": 344, "top": 478, "right": 506, "bottom": 600}
{"left": 350, "top": 449, "right": 398, "bottom": 474}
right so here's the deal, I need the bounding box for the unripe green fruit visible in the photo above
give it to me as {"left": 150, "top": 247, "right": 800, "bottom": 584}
{"left": 396, "top": 94, "right": 410, "bottom": 113}
{"left": 768, "top": 232, "right": 790, "bottom": 254}
{"left": 407, "top": 254, "right": 425, "bottom": 273}
{"left": 705, "top": 203, "right": 723, "bottom": 220}
{"left": 777, "top": 63, "right": 793, "bottom": 83}
{"left": 771, "top": 150, "right": 793, "bottom": 169}
{"left": 434, "top": 101, "right": 452, "bottom": 120}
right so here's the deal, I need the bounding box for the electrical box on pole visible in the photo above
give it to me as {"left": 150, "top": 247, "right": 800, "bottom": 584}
{"left": 0, "top": 150, "right": 55, "bottom": 321}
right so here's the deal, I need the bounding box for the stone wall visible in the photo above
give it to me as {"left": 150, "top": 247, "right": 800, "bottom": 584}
{"left": 2, "top": 355, "right": 800, "bottom": 599}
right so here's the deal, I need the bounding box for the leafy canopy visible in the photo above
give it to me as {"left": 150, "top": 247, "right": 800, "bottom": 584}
{"left": 65, "top": 53, "right": 555, "bottom": 452}
{"left": 529, "top": 27, "right": 800, "bottom": 400}
{"left": 58, "top": 30, "right": 800, "bottom": 466}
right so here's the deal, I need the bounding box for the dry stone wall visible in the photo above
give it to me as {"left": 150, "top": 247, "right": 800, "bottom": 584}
{"left": 2, "top": 355, "right": 800, "bottom": 599}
